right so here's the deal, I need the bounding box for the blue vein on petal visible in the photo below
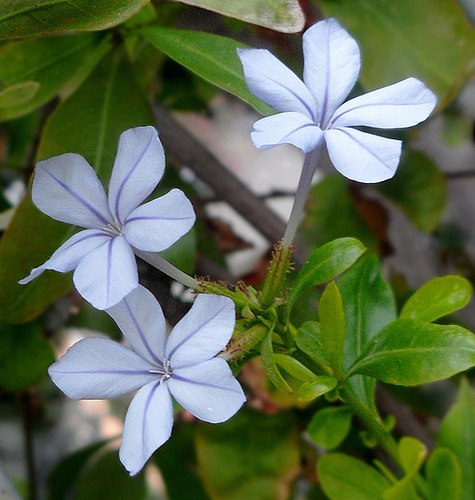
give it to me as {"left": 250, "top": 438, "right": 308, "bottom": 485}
{"left": 43, "top": 167, "right": 111, "bottom": 227}
{"left": 319, "top": 24, "right": 331, "bottom": 128}
{"left": 105, "top": 238, "right": 114, "bottom": 306}
{"left": 142, "top": 381, "right": 161, "bottom": 456}
{"left": 123, "top": 295, "right": 163, "bottom": 366}
{"left": 172, "top": 373, "right": 243, "bottom": 394}
{"left": 52, "top": 369, "right": 154, "bottom": 375}
{"left": 113, "top": 131, "right": 154, "bottom": 223}
{"left": 126, "top": 214, "right": 195, "bottom": 223}
{"left": 167, "top": 304, "right": 228, "bottom": 361}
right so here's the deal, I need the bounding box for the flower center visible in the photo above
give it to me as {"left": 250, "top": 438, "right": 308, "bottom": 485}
{"left": 149, "top": 358, "right": 173, "bottom": 384}
{"left": 102, "top": 220, "right": 123, "bottom": 237}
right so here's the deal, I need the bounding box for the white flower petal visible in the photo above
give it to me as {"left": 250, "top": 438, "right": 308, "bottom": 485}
{"left": 166, "top": 295, "right": 235, "bottom": 368}
{"left": 331, "top": 77, "right": 437, "bottom": 129}
{"left": 120, "top": 381, "right": 173, "bottom": 476}
{"left": 19, "top": 229, "right": 110, "bottom": 285}
{"left": 106, "top": 285, "right": 167, "bottom": 366}
{"left": 251, "top": 112, "right": 323, "bottom": 153}
{"left": 237, "top": 48, "right": 317, "bottom": 119}
{"left": 73, "top": 235, "right": 138, "bottom": 310}
{"left": 48, "top": 338, "right": 157, "bottom": 399}
{"left": 169, "top": 358, "right": 245, "bottom": 423}
{"left": 108, "top": 127, "right": 165, "bottom": 224}
{"left": 303, "top": 18, "right": 360, "bottom": 127}
{"left": 124, "top": 189, "right": 195, "bottom": 252}
{"left": 325, "top": 128, "right": 402, "bottom": 183}
{"left": 32, "top": 153, "right": 113, "bottom": 229}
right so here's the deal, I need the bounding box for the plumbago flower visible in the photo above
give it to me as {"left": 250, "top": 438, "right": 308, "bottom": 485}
{"left": 238, "top": 18, "right": 437, "bottom": 183}
{"left": 48, "top": 285, "right": 245, "bottom": 475}
{"left": 19, "top": 126, "right": 195, "bottom": 310}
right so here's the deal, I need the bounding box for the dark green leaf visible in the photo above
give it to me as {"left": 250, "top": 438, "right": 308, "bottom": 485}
{"left": 0, "top": 0, "right": 150, "bottom": 39}
{"left": 318, "top": 0, "right": 475, "bottom": 107}
{"left": 377, "top": 150, "right": 446, "bottom": 232}
{"left": 400, "top": 275, "right": 472, "bottom": 322}
{"left": 307, "top": 407, "right": 352, "bottom": 449}
{"left": 142, "top": 26, "right": 273, "bottom": 115}
{"left": 289, "top": 237, "right": 366, "bottom": 308}
{"left": 196, "top": 409, "right": 300, "bottom": 500}
{"left": 274, "top": 353, "right": 318, "bottom": 382}
{"left": 260, "top": 331, "right": 292, "bottom": 393}
{"left": 349, "top": 319, "right": 475, "bottom": 386}
{"left": 297, "top": 376, "right": 338, "bottom": 401}
{"left": 318, "top": 453, "right": 390, "bottom": 500}
{"left": 295, "top": 321, "right": 331, "bottom": 371}
{"left": 426, "top": 448, "right": 461, "bottom": 500}
{"left": 0, "top": 81, "right": 39, "bottom": 107}
{"left": 0, "top": 48, "right": 154, "bottom": 323}
{"left": 0, "top": 320, "right": 53, "bottom": 390}
{"left": 178, "top": 0, "right": 304, "bottom": 33}
{"left": 438, "top": 378, "right": 475, "bottom": 500}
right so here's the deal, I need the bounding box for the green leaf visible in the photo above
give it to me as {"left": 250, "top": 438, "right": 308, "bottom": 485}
{"left": 318, "top": 0, "right": 475, "bottom": 107}
{"left": 295, "top": 321, "right": 331, "bottom": 371}
{"left": 274, "top": 353, "right": 318, "bottom": 382}
{"left": 318, "top": 453, "right": 390, "bottom": 500}
{"left": 260, "top": 331, "right": 292, "bottom": 393}
{"left": 377, "top": 150, "right": 446, "bottom": 232}
{"left": 438, "top": 378, "right": 475, "bottom": 500}
{"left": 426, "top": 448, "right": 461, "bottom": 500}
{"left": 297, "top": 376, "right": 338, "bottom": 401}
{"left": 289, "top": 237, "right": 366, "bottom": 308}
{"left": 178, "top": 0, "right": 304, "bottom": 33}
{"left": 196, "top": 409, "right": 300, "bottom": 500}
{"left": 75, "top": 451, "right": 146, "bottom": 500}
{"left": 307, "top": 407, "right": 352, "bottom": 449}
{"left": 142, "top": 26, "right": 273, "bottom": 115}
{"left": 318, "top": 281, "right": 346, "bottom": 375}
{"left": 338, "top": 255, "right": 397, "bottom": 410}
{"left": 0, "top": 34, "right": 110, "bottom": 122}
{"left": 0, "top": 320, "right": 54, "bottom": 390}
{"left": 400, "top": 275, "right": 472, "bottom": 323}
{"left": 398, "top": 437, "right": 427, "bottom": 476}
{"left": 349, "top": 319, "right": 475, "bottom": 386}
{"left": 0, "top": 0, "right": 150, "bottom": 39}
{"left": 0, "top": 47, "right": 154, "bottom": 323}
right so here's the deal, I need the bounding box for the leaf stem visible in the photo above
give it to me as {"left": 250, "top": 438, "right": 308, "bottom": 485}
{"left": 20, "top": 390, "right": 37, "bottom": 500}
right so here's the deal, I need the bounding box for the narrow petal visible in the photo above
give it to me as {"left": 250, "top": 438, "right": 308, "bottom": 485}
{"left": 166, "top": 295, "right": 235, "bottom": 368}
{"left": 124, "top": 189, "right": 196, "bottom": 252}
{"left": 48, "top": 338, "right": 157, "bottom": 399}
{"left": 330, "top": 78, "right": 437, "bottom": 129}
{"left": 73, "top": 235, "right": 138, "bottom": 310}
{"left": 108, "top": 127, "right": 165, "bottom": 224}
{"left": 303, "top": 18, "right": 360, "bottom": 127}
{"left": 237, "top": 48, "right": 316, "bottom": 119}
{"left": 32, "top": 153, "right": 113, "bottom": 229}
{"left": 169, "top": 358, "right": 245, "bottom": 423}
{"left": 325, "top": 128, "right": 402, "bottom": 183}
{"left": 251, "top": 112, "right": 323, "bottom": 153}
{"left": 19, "top": 229, "right": 110, "bottom": 285}
{"left": 106, "top": 285, "right": 167, "bottom": 366}
{"left": 120, "top": 381, "right": 173, "bottom": 476}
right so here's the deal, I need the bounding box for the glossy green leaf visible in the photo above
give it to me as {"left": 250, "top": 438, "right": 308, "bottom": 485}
{"left": 0, "top": 320, "right": 54, "bottom": 390}
{"left": 260, "top": 331, "right": 292, "bottom": 393}
{"left": 399, "top": 437, "right": 427, "bottom": 475}
{"left": 0, "top": 48, "right": 154, "bottom": 323}
{"left": 297, "top": 376, "right": 337, "bottom": 401}
{"left": 426, "top": 448, "right": 461, "bottom": 500}
{"left": 0, "top": 34, "right": 109, "bottom": 122}
{"left": 307, "top": 406, "right": 352, "bottom": 449}
{"left": 338, "top": 255, "right": 396, "bottom": 410}
{"left": 318, "top": 0, "right": 475, "bottom": 107}
{"left": 400, "top": 275, "right": 472, "bottom": 323}
{"left": 274, "top": 353, "right": 318, "bottom": 382}
{"left": 178, "top": 0, "right": 304, "bottom": 33}
{"left": 196, "top": 409, "right": 299, "bottom": 500}
{"left": 318, "top": 453, "right": 390, "bottom": 500}
{"left": 349, "top": 319, "right": 475, "bottom": 386}
{"left": 295, "top": 321, "right": 332, "bottom": 372}
{"left": 319, "top": 281, "right": 346, "bottom": 375}
{"left": 75, "top": 451, "right": 146, "bottom": 500}
{"left": 142, "top": 26, "right": 272, "bottom": 115}
{"left": 377, "top": 150, "right": 446, "bottom": 232}
{"left": 438, "top": 378, "right": 475, "bottom": 500}
{"left": 289, "top": 237, "right": 366, "bottom": 308}
{"left": 0, "top": 0, "right": 150, "bottom": 39}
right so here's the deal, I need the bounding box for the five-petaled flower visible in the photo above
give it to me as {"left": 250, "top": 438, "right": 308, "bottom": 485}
{"left": 19, "top": 126, "right": 195, "bottom": 309}
{"left": 48, "top": 286, "right": 245, "bottom": 475}
{"left": 238, "top": 18, "right": 437, "bottom": 183}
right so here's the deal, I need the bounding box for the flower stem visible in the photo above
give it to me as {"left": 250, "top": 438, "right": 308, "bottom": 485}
{"left": 20, "top": 390, "right": 38, "bottom": 500}
{"left": 134, "top": 249, "right": 198, "bottom": 290}
{"left": 282, "top": 146, "right": 322, "bottom": 248}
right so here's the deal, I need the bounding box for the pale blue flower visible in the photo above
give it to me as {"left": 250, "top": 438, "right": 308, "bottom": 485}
{"left": 48, "top": 286, "right": 245, "bottom": 475}
{"left": 19, "top": 126, "right": 195, "bottom": 309}
{"left": 238, "top": 18, "right": 437, "bottom": 183}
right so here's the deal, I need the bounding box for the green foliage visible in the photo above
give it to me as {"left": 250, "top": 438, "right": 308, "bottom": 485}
{"left": 426, "top": 448, "right": 462, "bottom": 500}
{"left": 296, "top": 321, "right": 331, "bottom": 372}
{"left": 0, "top": 0, "right": 150, "bottom": 39}
{"left": 196, "top": 409, "right": 300, "bottom": 500}
{"left": 307, "top": 407, "right": 352, "bottom": 449}
{"left": 260, "top": 330, "right": 292, "bottom": 393}
{"left": 297, "top": 376, "right": 338, "bottom": 401}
